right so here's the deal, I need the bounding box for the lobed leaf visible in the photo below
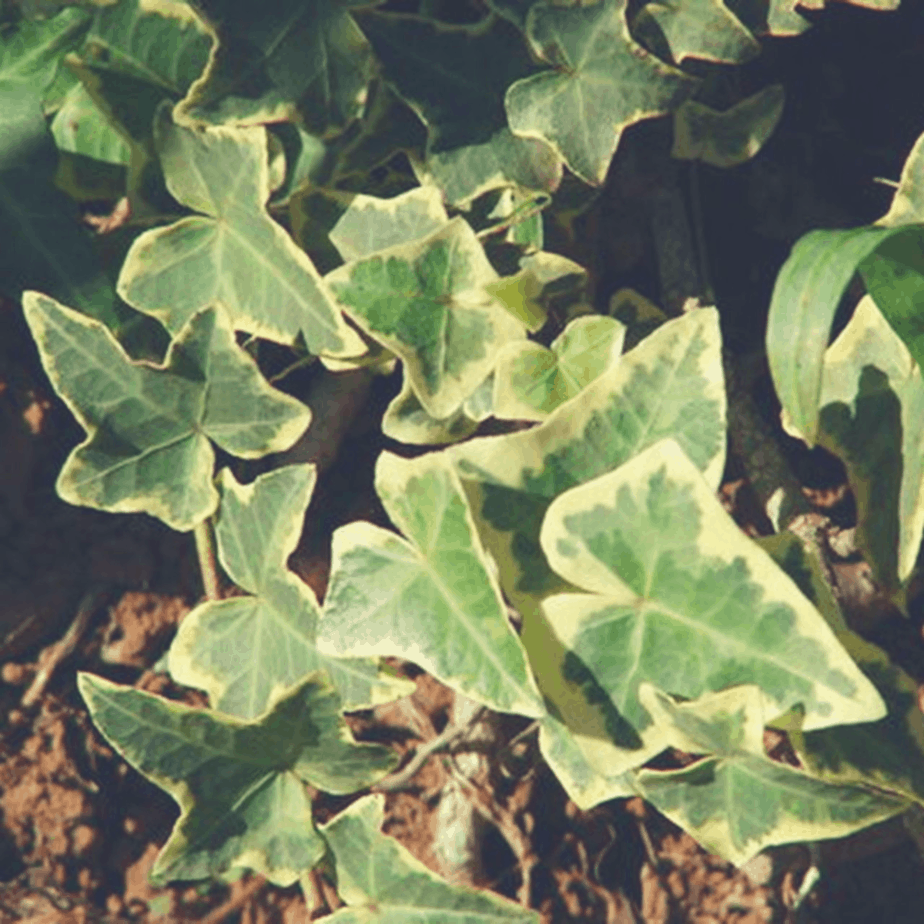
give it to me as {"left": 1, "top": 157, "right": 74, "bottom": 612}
{"left": 22, "top": 293, "right": 309, "bottom": 531}
{"left": 78, "top": 672, "right": 397, "bottom": 887}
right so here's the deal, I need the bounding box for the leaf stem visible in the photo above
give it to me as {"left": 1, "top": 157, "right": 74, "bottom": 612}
{"left": 194, "top": 518, "right": 221, "bottom": 601}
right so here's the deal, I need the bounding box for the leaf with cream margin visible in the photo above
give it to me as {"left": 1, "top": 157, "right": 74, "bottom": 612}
{"left": 672, "top": 85, "right": 785, "bottom": 169}
{"left": 539, "top": 439, "right": 885, "bottom": 741}
{"left": 505, "top": 0, "right": 696, "bottom": 186}
{"left": 329, "top": 186, "right": 451, "bottom": 263}
{"left": 634, "top": 0, "right": 759, "bottom": 65}
{"left": 325, "top": 216, "right": 527, "bottom": 419}
{"left": 175, "top": 0, "right": 374, "bottom": 134}
{"left": 169, "top": 466, "right": 412, "bottom": 720}
{"left": 317, "top": 794, "right": 539, "bottom": 922}
{"left": 317, "top": 451, "right": 544, "bottom": 719}
{"left": 77, "top": 672, "right": 397, "bottom": 887}
{"left": 381, "top": 374, "right": 480, "bottom": 446}
{"left": 22, "top": 293, "right": 309, "bottom": 532}
{"left": 117, "top": 103, "right": 364, "bottom": 357}
{"left": 493, "top": 314, "right": 626, "bottom": 422}
{"left": 635, "top": 683, "right": 907, "bottom": 867}
{"left": 759, "top": 532, "right": 924, "bottom": 810}
{"left": 805, "top": 295, "right": 924, "bottom": 590}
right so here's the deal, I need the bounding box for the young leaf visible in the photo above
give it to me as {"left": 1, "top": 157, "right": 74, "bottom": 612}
{"left": 22, "top": 293, "right": 309, "bottom": 531}
{"left": 505, "top": 0, "right": 696, "bottom": 186}
{"left": 318, "top": 794, "right": 540, "bottom": 922}
{"left": 808, "top": 295, "right": 924, "bottom": 589}
{"left": 328, "top": 186, "right": 451, "bottom": 263}
{"left": 169, "top": 466, "right": 411, "bottom": 720}
{"left": 117, "top": 103, "right": 365, "bottom": 357}
{"left": 318, "top": 451, "right": 545, "bottom": 719}
{"left": 77, "top": 672, "right": 398, "bottom": 887}
{"left": 633, "top": 0, "right": 759, "bottom": 65}
{"left": 635, "top": 684, "right": 908, "bottom": 867}
{"left": 325, "top": 216, "right": 527, "bottom": 419}
{"left": 353, "top": 9, "right": 562, "bottom": 208}
{"left": 175, "top": 0, "right": 373, "bottom": 133}
{"left": 765, "top": 223, "right": 916, "bottom": 445}
{"left": 493, "top": 314, "right": 626, "bottom": 422}
{"left": 540, "top": 439, "right": 886, "bottom": 736}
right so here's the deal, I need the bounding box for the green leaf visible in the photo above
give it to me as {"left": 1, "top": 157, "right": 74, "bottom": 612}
{"left": 0, "top": 6, "right": 90, "bottom": 107}
{"left": 353, "top": 9, "right": 561, "bottom": 207}
{"left": 77, "top": 672, "right": 397, "bottom": 887}
{"left": 879, "top": 130, "right": 924, "bottom": 228}
{"left": 760, "top": 531, "right": 924, "bottom": 809}
{"left": 672, "top": 85, "right": 785, "bottom": 169}
{"left": 117, "top": 103, "right": 365, "bottom": 356}
{"left": 808, "top": 296, "right": 924, "bottom": 588}
{"left": 505, "top": 0, "right": 696, "bottom": 186}
{"left": 175, "top": 0, "right": 374, "bottom": 133}
{"left": 450, "top": 307, "right": 725, "bottom": 609}
{"left": 634, "top": 0, "right": 759, "bottom": 65}
{"left": 540, "top": 438, "right": 886, "bottom": 739}
{"left": 493, "top": 314, "right": 625, "bottom": 422}
{"left": 381, "top": 374, "right": 480, "bottom": 446}
{"left": 723, "top": 0, "right": 812, "bottom": 35}
{"left": 51, "top": 79, "right": 131, "bottom": 165}
{"left": 22, "top": 293, "right": 309, "bottom": 531}
{"left": 325, "top": 216, "right": 527, "bottom": 419}
{"left": 319, "top": 794, "right": 540, "bottom": 922}
{"left": 318, "top": 450, "right": 545, "bottom": 719}
{"left": 765, "top": 224, "right": 915, "bottom": 445}
{"left": 169, "top": 466, "right": 411, "bottom": 720}
{"left": 329, "top": 186, "right": 451, "bottom": 263}
{"left": 635, "top": 684, "right": 907, "bottom": 867}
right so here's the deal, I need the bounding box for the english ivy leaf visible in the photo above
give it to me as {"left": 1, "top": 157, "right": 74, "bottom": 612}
{"left": 353, "top": 9, "right": 562, "bottom": 207}
{"left": 493, "top": 315, "right": 626, "bottom": 422}
{"left": 450, "top": 308, "right": 725, "bottom": 610}
{"left": 879, "top": 129, "right": 924, "bottom": 228}
{"left": 175, "top": 0, "right": 375, "bottom": 133}
{"left": 672, "top": 85, "right": 785, "bottom": 169}
{"left": 635, "top": 684, "right": 907, "bottom": 867}
{"left": 50, "top": 80, "right": 131, "bottom": 165}
{"left": 807, "top": 296, "right": 924, "bottom": 589}
{"left": 761, "top": 532, "right": 924, "bottom": 810}
{"left": 117, "top": 103, "right": 365, "bottom": 357}
{"left": 22, "top": 293, "right": 310, "bottom": 531}
{"left": 169, "top": 466, "right": 411, "bottom": 720}
{"left": 724, "top": 0, "right": 812, "bottom": 35}
{"left": 325, "top": 216, "right": 527, "bottom": 419}
{"left": 318, "top": 451, "right": 545, "bottom": 719}
{"left": 633, "top": 0, "right": 759, "bottom": 65}
{"left": 505, "top": 0, "right": 696, "bottom": 186}
{"left": 0, "top": 6, "right": 90, "bottom": 108}
{"left": 765, "top": 223, "right": 916, "bottom": 445}
{"left": 381, "top": 374, "right": 480, "bottom": 446}
{"left": 77, "top": 672, "right": 397, "bottom": 887}
{"left": 540, "top": 439, "right": 886, "bottom": 736}
{"left": 319, "top": 794, "right": 540, "bottom": 922}
{"left": 329, "top": 186, "right": 451, "bottom": 263}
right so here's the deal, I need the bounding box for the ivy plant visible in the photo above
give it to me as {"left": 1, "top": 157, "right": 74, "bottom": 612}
{"left": 4, "top": 0, "right": 924, "bottom": 918}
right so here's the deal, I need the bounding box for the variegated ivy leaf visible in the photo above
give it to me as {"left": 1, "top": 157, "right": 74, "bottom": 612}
{"left": 540, "top": 438, "right": 886, "bottom": 736}
{"left": 505, "top": 0, "right": 696, "bottom": 186}
{"left": 635, "top": 684, "right": 907, "bottom": 867}
{"left": 381, "top": 373, "right": 480, "bottom": 446}
{"left": 169, "top": 466, "right": 411, "bottom": 720}
{"left": 325, "top": 216, "right": 527, "bottom": 419}
{"left": 317, "top": 794, "right": 540, "bottom": 923}
{"left": 633, "top": 0, "right": 759, "bottom": 66}
{"left": 78, "top": 672, "right": 397, "bottom": 887}
{"left": 318, "top": 451, "right": 544, "bottom": 719}
{"left": 493, "top": 314, "right": 626, "bottom": 422}
{"left": 22, "top": 293, "right": 309, "bottom": 532}
{"left": 117, "top": 102, "right": 365, "bottom": 357}
{"left": 760, "top": 532, "right": 924, "bottom": 811}
{"left": 329, "top": 186, "right": 451, "bottom": 263}
{"left": 672, "top": 85, "right": 785, "bottom": 169}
